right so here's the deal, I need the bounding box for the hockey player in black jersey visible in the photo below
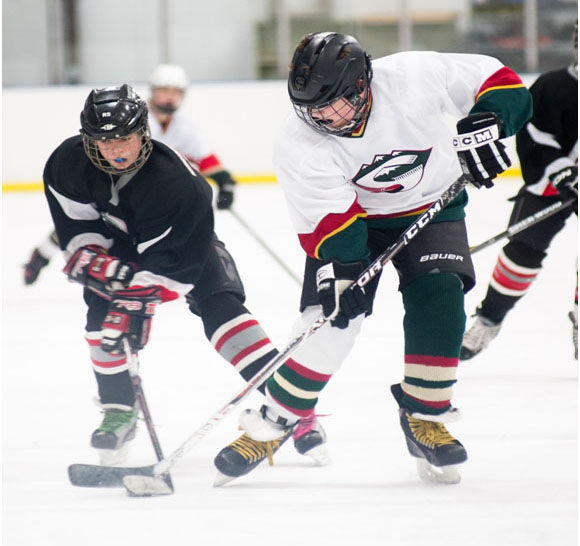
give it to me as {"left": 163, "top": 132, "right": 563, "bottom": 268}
{"left": 461, "top": 31, "right": 578, "bottom": 361}
{"left": 44, "top": 84, "right": 325, "bottom": 464}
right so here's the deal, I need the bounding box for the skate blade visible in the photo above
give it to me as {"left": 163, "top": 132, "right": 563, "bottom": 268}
{"left": 416, "top": 459, "right": 461, "bottom": 485}
{"left": 97, "top": 443, "right": 131, "bottom": 466}
{"left": 303, "top": 444, "right": 331, "bottom": 466}
{"left": 213, "top": 471, "right": 237, "bottom": 487}
{"left": 122, "top": 474, "right": 174, "bottom": 497}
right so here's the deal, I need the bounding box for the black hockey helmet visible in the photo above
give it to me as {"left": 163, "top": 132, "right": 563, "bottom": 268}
{"left": 288, "top": 32, "right": 372, "bottom": 136}
{"left": 80, "top": 84, "right": 152, "bottom": 174}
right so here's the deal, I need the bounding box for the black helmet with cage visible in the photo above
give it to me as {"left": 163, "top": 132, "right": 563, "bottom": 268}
{"left": 80, "top": 84, "right": 152, "bottom": 174}
{"left": 288, "top": 32, "right": 373, "bottom": 136}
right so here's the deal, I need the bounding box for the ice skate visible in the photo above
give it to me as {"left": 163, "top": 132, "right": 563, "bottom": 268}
{"left": 23, "top": 248, "right": 50, "bottom": 285}
{"left": 213, "top": 405, "right": 293, "bottom": 486}
{"left": 391, "top": 384, "right": 467, "bottom": 484}
{"left": 292, "top": 414, "right": 330, "bottom": 465}
{"left": 460, "top": 313, "right": 502, "bottom": 360}
{"left": 91, "top": 406, "right": 138, "bottom": 466}
{"left": 569, "top": 304, "right": 578, "bottom": 360}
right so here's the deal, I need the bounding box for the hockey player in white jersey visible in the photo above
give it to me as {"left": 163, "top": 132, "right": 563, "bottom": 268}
{"left": 214, "top": 32, "right": 532, "bottom": 484}
{"left": 23, "top": 63, "right": 236, "bottom": 284}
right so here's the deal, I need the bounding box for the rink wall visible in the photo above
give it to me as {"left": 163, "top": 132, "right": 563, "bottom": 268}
{"left": 2, "top": 75, "right": 537, "bottom": 192}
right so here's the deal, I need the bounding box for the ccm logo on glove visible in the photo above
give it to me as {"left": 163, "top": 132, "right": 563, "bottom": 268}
{"left": 452, "top": 123, "right": 500, "bottom": 151}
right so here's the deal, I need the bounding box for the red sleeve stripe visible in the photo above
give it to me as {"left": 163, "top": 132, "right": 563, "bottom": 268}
{"left": 298, "top": 198, "right": 367, "bottom": 259}
{"left": 130, "top": 284, "right": 179, "bottom": 303}
{"left": 475, "top": 67, "right": 525, "bottom": 101}
{"left": 198, "top": 154, "right": 222, "bottom": 174}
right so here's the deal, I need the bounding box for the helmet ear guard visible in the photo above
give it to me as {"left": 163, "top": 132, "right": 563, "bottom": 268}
{"left": 80, "top": 84, "right": 152, "bottom": 174}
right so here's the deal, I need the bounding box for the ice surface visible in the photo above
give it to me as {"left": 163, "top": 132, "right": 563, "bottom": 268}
{"left": 2, "top": 180, "right": 577, "bottom": 545}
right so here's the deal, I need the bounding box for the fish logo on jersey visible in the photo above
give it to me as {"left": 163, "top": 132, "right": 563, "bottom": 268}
{"left": 351, "top": 148, "right": 432, "bottom": 193}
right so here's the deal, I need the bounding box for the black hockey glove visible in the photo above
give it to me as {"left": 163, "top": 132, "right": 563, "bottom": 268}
{"left": 100, "top": 286, "right": 162, "bottom": 353}
{"left": 63, "top": 245, "right": 135, "bottom": 298}
{"left": 212, "top": 169, "right": 236, "bottom": 210}
{"left": 316, "top": 261, "right": 372, "bottom": 329}
{"left": 454, "top": 112, "right": 511, "bottom": 189}
{"left": 549, "top": 165, "right": 578, "bottom": 200}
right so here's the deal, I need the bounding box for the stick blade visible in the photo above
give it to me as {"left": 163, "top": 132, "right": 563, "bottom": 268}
{"left": 123, "top": 474, "right": 174, "bottom": 497}
{"left": 68, "top": 463, "right": 155, "bottom": 488}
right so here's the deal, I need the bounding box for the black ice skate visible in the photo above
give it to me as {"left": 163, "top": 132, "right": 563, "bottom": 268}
{"left": 214, "top": 406, "right": 293, "bottom": 486}
{"left": 292, "top": 414, "right": 330, "bottom": 465}
{"left": 391, "top": 383, "right": 467, "bottom": 484}
{"left": 91, "top": 406, "right": 138, "bottom": 465}
{"left": 23, "top": 248, "right": 50, "bottom": 285}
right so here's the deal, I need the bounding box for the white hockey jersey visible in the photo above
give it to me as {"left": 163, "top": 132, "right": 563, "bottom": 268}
{"left": 149, "top": 109, "right": 222, "bottom": 174}
{"left": 273, "top": 51, "right": 530, "bottom": 260}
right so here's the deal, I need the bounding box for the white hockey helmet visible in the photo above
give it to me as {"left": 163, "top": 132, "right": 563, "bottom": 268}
{"left": 148, "top": 64, "right": 188, "bottom": 91}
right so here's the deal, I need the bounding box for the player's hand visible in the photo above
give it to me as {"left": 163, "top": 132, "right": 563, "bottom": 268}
{"left": 212, "top": 169, "right": 236, "bottom": 210}
{"left": 316, "top": 261, "right": 371, "bottom": 329}
{"left": 549, "top": 165, "right": 578, "bottom": 200}
{"left": 100, "top": 286, "right": 161, "bottom": 353}
{"left": 453, "top": 112, "right": 511, "bottom": 189}
{"left": 64, "top": 245, "right": 135, "bottom": 296}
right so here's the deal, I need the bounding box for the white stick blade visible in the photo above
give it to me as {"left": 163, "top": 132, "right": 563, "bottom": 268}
{"left": 123, "top": 475, "right": 174, "bottom": 497}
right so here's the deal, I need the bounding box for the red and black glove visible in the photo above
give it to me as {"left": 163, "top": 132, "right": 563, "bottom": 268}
{"left": 63, "top": 245, "right": 135, "bottom": 297}
{"left": 454, "top": 112, "right": 511, "bottom": 188}
{"left": 100, "top": 286, "right": 162, "bottom": 353}
{"left": 316, "top": 261, "right": 372, "bottom": 329}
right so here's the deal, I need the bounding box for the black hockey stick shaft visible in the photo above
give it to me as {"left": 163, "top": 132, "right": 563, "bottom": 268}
{"left": 141, "top": 173, "right": 472, "bottom": 478}
{"left": 125, "top": 341, "right": 174, "bottom": 490}
{"left": 469, "top": 197, "right": 576, "bottom": 254}
{"left": 229, "top": 208, "right": 302, "bottom": 286}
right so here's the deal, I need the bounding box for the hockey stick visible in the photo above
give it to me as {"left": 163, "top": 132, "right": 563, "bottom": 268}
{"left": 229, "top": 208, "right": 302, "bottom": 286}
{"left": 469, "top": 197, "right": 576, "bottom": 254}
{"left": 126, "top": 344, "right": 174, "bottom": 495}
{"left": 67, "top": 342, "right": 173, "bottom": 492}
{"left": 81, "top": 173, "right": 472, "bottom": 496}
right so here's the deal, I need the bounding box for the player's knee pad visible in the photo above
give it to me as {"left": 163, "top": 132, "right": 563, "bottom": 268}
{"left": 289, "top": 305, "right": 363, "bottom": 374}
{"left": 402, "top": 273, "right": 466, "bottom": 356}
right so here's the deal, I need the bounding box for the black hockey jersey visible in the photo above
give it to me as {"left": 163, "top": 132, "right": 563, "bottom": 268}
{"left": 43, "top": 136, "right": 215, "bottom": 299}
{"left": 516, "top": 67, "right": 578, "bottom": 196}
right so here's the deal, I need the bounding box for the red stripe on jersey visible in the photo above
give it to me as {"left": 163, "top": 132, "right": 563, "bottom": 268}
{"left": 230, "top": 338, "right": 273, "bottom": 366}
{"left": 475, "top": 67, "right": 525, "bottom": 101}
{"left": 90, "top": 356, "right": 127, "bottom": 368}
{"left": 129, "top": 284, "right": 179, "bottom": 303}
{"left": 298, "top": 198, "right": 367, "bottom": 258}
{"left": 198, "top": 154, "right": 222, "bottom": 174}
{"left": 404, "top": 354, "right": 458, "bottom": 367}
{"left": 214, "top": 319, "right": 259, "bottom": 352}
{"left": 285, "top": 358, "right": 332, "bottom": 382}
